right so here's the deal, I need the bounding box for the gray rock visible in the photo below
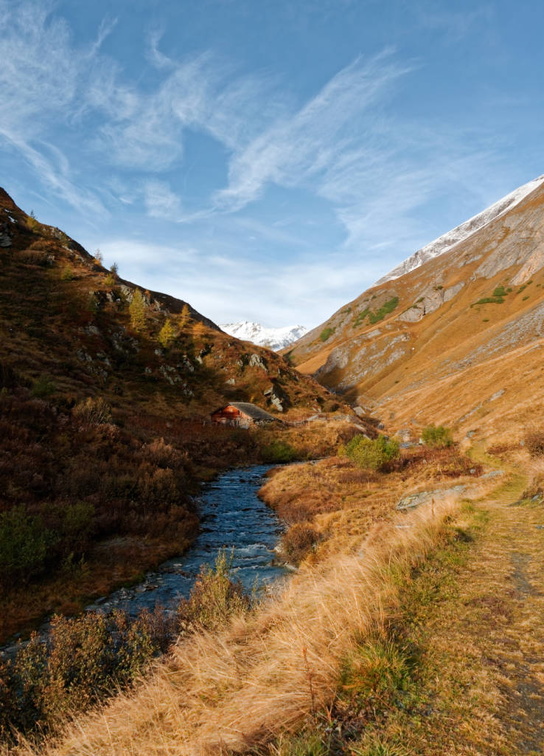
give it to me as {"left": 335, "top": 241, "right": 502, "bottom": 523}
{"left": 249, "top": 353, "right": 268, "bottom": 370}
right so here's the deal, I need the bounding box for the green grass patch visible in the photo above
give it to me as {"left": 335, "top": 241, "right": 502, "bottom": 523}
{"left": 492, "top": 285, "right": 511, "bottom": 297}
{"left": 353, "top": 308, "right": 370, "bottom": 327}
{"left": 368, "top": 297, "right": 399, "bottom": 324}
{"left": 353, "top": 297, "right": 399, "bottom": 328}
{"left": 319, "top": 327, "right": 335, "bottom": 342}
{"left": 471, "top": 283, "right": 515, "bottom": 307}
{"left": 471, "top": 296, "right": 504, "bottom": 306}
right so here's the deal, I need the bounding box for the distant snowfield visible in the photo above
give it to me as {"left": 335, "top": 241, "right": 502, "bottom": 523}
{"left": 220, "top": 321, "right": 308, "bottom": 351}
{"left": 377, "top": 175, "right": 544, "bottom": 285}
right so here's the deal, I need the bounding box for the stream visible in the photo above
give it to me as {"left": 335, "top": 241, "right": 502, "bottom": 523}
{"left": 85, "top": 464, "right": 289, "bottom": 617}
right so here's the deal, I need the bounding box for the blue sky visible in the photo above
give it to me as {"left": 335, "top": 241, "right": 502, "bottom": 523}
{"left": 2, "top": 0, "right": 544, "bottom": 327}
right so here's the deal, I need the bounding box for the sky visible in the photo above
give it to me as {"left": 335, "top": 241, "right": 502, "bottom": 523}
{"left": 2, "top": 0, "right": 544, "bottom": 328}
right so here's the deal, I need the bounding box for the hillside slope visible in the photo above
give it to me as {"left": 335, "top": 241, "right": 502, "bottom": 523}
{"left": 288, "top": 178, "right": 544, "bottom": 444}
{"left": 0, "top": 188, "right": 336, "bottom": 640}
{"left": 0, "top": 188, "right": 330, "bottom": 418}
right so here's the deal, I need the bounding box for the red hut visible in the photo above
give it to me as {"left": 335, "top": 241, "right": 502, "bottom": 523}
{"left": 211, "top": 402, "right": 277, "bottom": 429}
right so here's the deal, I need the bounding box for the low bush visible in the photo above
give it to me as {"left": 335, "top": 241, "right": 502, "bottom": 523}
{"left": 1, "top": 607, "right": 173, "bottom": 738}
{"left": 341, "top": 434, "right": 400, "bottom": 471}
{"left": 0, "top": 507, "right": 57, "bottom": 586}
{"left": 524, "top": 429, "right": 544, "bottom": 457}
{"left": 421, "top": 425, "right": 453, "bottom": 449}
{"left": 72, "top": 396, "right": 112, "bottom": 425}
{"left": 178, "top": 550, "right": 251, "bottom": 631}
{"left": 261, "top": 438, "right": 298, "bottom": 463}
{"left": 281, "top": 522, "right": 321, "bottom": 564}
{"left": 319, "top": 327, "right": 335, "bottom": 342}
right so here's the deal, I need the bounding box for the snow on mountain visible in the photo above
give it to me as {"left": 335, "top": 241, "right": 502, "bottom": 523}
{"left": 220, "top": 321, "right": 308, "bottom": 351}
{"left": 376, "top": 175, "right": 544, "bottom": 285}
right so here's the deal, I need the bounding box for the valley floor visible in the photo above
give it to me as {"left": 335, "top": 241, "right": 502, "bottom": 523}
{"left": 4, "top": 455, "right": 544, "bottom": 755}
{"left": 401, "top": 471, "right": 544, "bottom": 755}
{"left": 318, "top": 464, "right": 544, "bottom": 756}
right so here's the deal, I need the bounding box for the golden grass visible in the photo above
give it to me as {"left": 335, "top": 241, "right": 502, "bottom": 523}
{"left": 259, "top": 448, "right": 486, "bottom": 565}
{"left": 339, "top": 463, "right": 544, "bottom": 756}
{"left": 31, "top": 494, "right": 466, "bottom": 756}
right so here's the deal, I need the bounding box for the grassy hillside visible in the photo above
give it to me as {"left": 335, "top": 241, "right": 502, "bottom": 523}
{"left": 0, "top": 188, "right": 342, "bottom": 641}
{"left": 287, "top": 181, "right": 544, "bottom": 447}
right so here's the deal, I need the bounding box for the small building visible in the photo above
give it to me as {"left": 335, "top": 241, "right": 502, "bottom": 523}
{"left": 211, "top": 402, "right": 277, "bottom": 429}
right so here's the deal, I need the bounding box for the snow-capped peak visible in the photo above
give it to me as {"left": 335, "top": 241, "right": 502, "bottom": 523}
{"left": 220, "top": 321, "right": 308, "bottom": 351}
{"left": 376, "top": 175, "right": 544, "bottom": 285}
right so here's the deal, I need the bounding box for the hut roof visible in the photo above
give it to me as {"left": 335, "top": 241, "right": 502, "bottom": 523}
{"left": 213, "top": 402, "right": 277, "bottom": 422}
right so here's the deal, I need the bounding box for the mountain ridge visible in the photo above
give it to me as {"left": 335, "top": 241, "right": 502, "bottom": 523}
{"left": 220, "top": 321, "right": 308, "bottom": 351}
{"left": 287, "top": 176, "right": 544, "bottom": 445}
{"left": 375, "top": 174, "right": 544, "bottom": 284}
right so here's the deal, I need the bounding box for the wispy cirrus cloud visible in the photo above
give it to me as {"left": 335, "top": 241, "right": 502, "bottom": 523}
{"left": 143, "top": 180, "right": 183, "bottom": 219}
{"left": 0, "top": 0, "right": 515, "bottom": 326}
{"left": 212, "top": 52, "right": 411, "bottom": 212}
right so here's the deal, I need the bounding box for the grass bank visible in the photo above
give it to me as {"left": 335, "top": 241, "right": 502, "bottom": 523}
{"left": 21, "top": 489, "right": 474, "bottom": 756}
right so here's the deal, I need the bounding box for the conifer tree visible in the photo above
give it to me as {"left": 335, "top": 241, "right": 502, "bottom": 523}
{"left": 158, "top": 318, "right": 176, "bottom": 348}
{"left": 178, "top": 303, "right": 191, "bottom": 329}
{"left": 193, "top": 320, "right": 207, "bottom": 338}
{"left": 129, "top": 288, "right": 147, "bottom": 332}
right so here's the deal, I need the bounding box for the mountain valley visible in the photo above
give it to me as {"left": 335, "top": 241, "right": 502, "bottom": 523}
{"left": 2, "top": 181, "right": 544, "bottom": 756}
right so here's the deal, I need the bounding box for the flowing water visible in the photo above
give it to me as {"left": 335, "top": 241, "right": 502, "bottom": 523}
{"left": 85, "top": 464, "right": 289, "bottom": 617}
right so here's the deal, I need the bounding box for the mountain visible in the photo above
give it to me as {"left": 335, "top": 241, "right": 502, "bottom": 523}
{"left": 0, "top": 187, "right": 338, "bottom": 640}
{"left": 376, "top": 174, "right": 544, "bottom": 284}
{"left": 220, "top": 321, "right": 308, "bottom": 351}
{"left": 287, "top": 176, "right": 544, "bottom": 445}
{"left": 0, "top": 187, "right": 331, "bottom": 418}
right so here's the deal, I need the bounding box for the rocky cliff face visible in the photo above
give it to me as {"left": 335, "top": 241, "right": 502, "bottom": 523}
{"left": 288, "top": 178, "right": 544, "bottom": 443}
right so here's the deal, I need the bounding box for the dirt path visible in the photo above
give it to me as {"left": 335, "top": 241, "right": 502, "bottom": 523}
{"left": 417, "top": 472, "right": 544, "bottom": 755}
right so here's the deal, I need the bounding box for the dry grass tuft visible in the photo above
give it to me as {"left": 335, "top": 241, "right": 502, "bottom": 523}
{"left": 36, "top": 496, "right": 463, "bottom": 756}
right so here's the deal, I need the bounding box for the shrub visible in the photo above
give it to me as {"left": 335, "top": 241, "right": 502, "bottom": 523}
{"left": 6, "top": 607, "right": 172, "bottom": 736}
{"left": 72, "top": 396, "right": 112, "bottom": 425}
{"left": 178, "top": 551, "right": 251, "bottom": 631}
{"left": 319, "top": 327, "right": 335, "bottom": 342}
{"left": 261, "top": 439, "right": 298, "bottom": 463}
{"left": 0, "top": 507, "right": 57, "bottom": 585}
{"left": 60, "top": 266, "right": 73, "bottom": 281}
{"left": 341, "top": 435, "right": 400, "bottom": 471}
{"left": 524, "top": 429, "right": 544, "bottom": 456}
{"left": 31, "top": 374, "right": 56, "bottom": 398}
{"left": 281, "top": 523, "right": 321, "bottom": 564}
{"left": 421, "top": 424, "right": 453, "bottom": 448}
{"left": 60, "top": 501, "right": 96, "bottom": 553}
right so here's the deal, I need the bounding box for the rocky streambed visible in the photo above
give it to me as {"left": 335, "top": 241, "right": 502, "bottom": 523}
{"left": 1, "top": 465, "right": 289, "bottom": 659}
{"left": 85, "top": 464, "right": 289, "bottom": 617}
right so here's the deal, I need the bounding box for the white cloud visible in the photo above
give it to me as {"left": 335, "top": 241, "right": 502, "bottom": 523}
{"left": 212, "top": 52, "right": 411, "bottom": 212}
{"left": 143, "top": 180, "right": 183, "bottom": 219}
